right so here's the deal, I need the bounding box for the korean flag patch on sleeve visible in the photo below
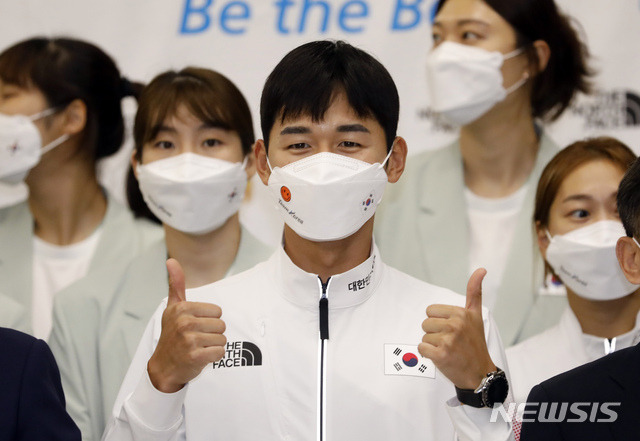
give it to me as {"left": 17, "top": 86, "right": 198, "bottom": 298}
{"left": 384, "top": 344, "right": 436, "bottom": 378}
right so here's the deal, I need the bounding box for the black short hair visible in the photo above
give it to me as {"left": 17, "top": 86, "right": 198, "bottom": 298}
{"left": 436, "top": 0, "right": 593, "bottom": 121}
{"left": 260, "top": 40, "right": 399, "bottom": 150}
{"left": 618, "top": 158, "right": 640, "bottom": 239}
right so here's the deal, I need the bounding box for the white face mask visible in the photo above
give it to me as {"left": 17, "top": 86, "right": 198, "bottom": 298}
{"left": 137, "top": 152, "right": 247, "bottom": 234}
{"left": 426, "top": 41, "right": 529, "bottom": 126}
{"left": 545, "top": 220, "right": 638, "bottom": 301}
{"left": 266, "top": 150, "right": 392, "bottom": 242}
{"left": 0, "top": 109, "right": 70, "bottom": 184}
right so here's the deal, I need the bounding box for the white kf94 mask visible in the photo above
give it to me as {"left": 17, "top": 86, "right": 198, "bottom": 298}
{"left": 0, "top": 109, "right": 70, "bottom": 184}
{"left": 545, "top": 220, "right": 638, "bottom": 301}
{"left": 267, "top": 150, "right": 392, "bottom": 242}
{"left": 426, "top": 41, "right": 529, "bottom": 126}
{"left": 137, "top": 152, "right": 247, "bottom": 234}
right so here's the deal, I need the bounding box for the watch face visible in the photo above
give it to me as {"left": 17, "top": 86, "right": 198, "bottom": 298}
{"left": 483, "top": 374, "right": 509, "bottom": 407}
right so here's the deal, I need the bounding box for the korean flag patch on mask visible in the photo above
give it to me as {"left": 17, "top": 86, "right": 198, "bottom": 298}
{"left": 384, "top": 344, "right": 436, "bottom": 378}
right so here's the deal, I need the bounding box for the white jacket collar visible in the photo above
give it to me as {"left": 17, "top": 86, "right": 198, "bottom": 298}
{"left": 560, "top": 307, "right": 640, "bottom": 359}
{"left": 273, "top": 242, "right": 383, "bottom": 310}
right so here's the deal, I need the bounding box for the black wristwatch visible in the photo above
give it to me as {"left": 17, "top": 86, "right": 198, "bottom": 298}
{"left": 455, "top": 367, "right": 509, "bottom": 408}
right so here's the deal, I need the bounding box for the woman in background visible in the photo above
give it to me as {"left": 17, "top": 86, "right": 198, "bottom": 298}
{"left": 506, "top": 137, "right": 639, "bottom": 404}
{"left": 0, "top": 37, "right": 160, "bottom": 339}
{"left": 49, "top": 67, "right": 272, "bottom": 441}
{"left": 376, "top": 0, "right": 592, "bottom": 345}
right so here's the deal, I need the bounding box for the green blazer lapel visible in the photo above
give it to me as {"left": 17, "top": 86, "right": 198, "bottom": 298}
{"left": 0, "top": 202, "right": 33, "bottom": 313}
{"left": 492, "top": 133, "right": 559, "bottom": 345}
{"left": 489, "top": 183, "right": 539, "bottom": 345}
{"left": 417, "top": 144, "right": 469, "bottom": 295}
{"left": 88, "top": 199, "right": 138, "bottom": 273}
{"left": 121, "top": 241, "right": 168, "bottom": 360}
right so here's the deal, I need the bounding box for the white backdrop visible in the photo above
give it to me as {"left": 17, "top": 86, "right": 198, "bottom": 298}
{"left": 5, "top": 0, "right": 639, "bottom": 154}
{"left": 2, "top": 0, "right": 640, "bottom": 243}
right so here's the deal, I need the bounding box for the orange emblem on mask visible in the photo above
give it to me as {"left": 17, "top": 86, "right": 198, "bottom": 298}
{"left": 280, "top": 186, "right": 291, "bottom": 202}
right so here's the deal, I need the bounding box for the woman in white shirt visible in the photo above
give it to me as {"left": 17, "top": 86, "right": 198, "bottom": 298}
{"left": 506, "top": 136, "right": 640, "bottom": 404}
{"left": 48, "top": 67, "right": 272, "bottom": 441}
{"left": 375, "top": 0, "right": 593, "bottom": 346}
{"left": 0, "top": 37, "right": 160, "bottom": 339}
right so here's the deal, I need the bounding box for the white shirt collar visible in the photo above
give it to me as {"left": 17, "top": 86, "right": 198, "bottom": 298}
{"left": 559, "top": 307, "right": 640, "bottom": 359}
{"left": 272, "top": 242, "right": 382, "bottom": 310}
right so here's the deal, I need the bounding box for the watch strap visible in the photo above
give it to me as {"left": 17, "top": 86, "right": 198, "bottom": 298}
{"left": 455, "top": 384, "right": 485, "bottom": 408}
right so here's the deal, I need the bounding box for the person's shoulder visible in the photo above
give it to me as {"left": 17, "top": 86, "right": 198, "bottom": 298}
{"left": 535, "top": 344, "right": 640, "bottom": 400}
{"left": 531, "top": 131, "right": 561, "bottom": 171}
{"left": 383, "top": 263, "right": 465, "bottom": 307}
{"left": 0, "top": 327, "right": 38, "bottom": 360}
{"left": 0, "top": 200, "right": 29, "bottom": 224}
{"left": 0, "top": 326, "right": 34, "bottom": 344}
{"left": 505, "top": 322, "right": 567, "bottom": 401}
{"left": 382, "top": 263, "right": 502, "bottom": 330}
{"left": 0, "top": 328, "right": 57, "bottom": 384}
{"left": 103, "top": 197, "right": 163, "bottom": 241}
{"left": 402, "top": 142, "right": 460, "bottom": 178}
{"left": 235, "top": 225, "right": 276, "bottom": 272}
{"left": 538, "top": 130, "right": 561, "bottom": 153}
{"left": 56, "top": 238, "right": 166, "bottom": 314}
{"left": 506, "top": 322, "right": 561, "bottom": 359}
{"left": 382, "top": 141, "right": 460, "bottom": 207}
{"left": 187, "top": 255, "right": 274, "bottom": 304}
{"left": 0, "top": 199, "right": 29, "bottom": 215}
{"left": 132, "top": 216, "right": 164, "bottom": 244}
{"left": 54, "top": 261, "right": 126, "bottom": 313}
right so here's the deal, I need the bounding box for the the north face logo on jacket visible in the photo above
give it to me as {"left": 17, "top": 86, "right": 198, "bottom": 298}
{"left": 212, "top": 341, "right": 262, "bottom": 369}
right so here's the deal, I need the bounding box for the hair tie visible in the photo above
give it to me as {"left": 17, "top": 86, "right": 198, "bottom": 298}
{"left": 119, "top": 77, "right": 135, "bottom": 98}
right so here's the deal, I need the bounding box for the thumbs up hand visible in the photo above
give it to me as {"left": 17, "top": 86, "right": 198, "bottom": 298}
{"left": 418, "top": 268, "right": 497, "bottom": 390}
{"left": 147, "top": 258, "right": 227, "bottom": 393}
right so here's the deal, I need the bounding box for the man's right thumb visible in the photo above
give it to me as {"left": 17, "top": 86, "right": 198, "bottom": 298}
{"left": 167, "top": 258, "right": 186, "bottom": 305}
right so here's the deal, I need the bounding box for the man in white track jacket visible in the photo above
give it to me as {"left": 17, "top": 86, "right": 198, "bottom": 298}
{"left": 103, "top": 40, "right": 515, "bottom": 441}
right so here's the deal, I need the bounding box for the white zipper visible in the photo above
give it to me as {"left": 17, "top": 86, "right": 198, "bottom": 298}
{"left": 317, "top": 276, "right": 331, "bottom": 441}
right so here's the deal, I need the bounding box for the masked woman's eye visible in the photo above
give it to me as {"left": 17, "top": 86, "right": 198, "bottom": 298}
{"left": 569, "top": 209, "right": 589, "bottom": 219}
{"left": 461, "top": 31, "right": 482, "bottom": 42}
{"left": 154, "top": 140, "right": 174, "bottom": 149}
{"left": 203, "top": 139, "right": 222, "bottom": 147}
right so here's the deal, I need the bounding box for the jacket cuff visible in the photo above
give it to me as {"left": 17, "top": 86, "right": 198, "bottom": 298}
{"left": 125, "top": 369, "right": 188, "bottom": 431}
{"left": 446, "top": 396, "right": 514, "bottom": 441}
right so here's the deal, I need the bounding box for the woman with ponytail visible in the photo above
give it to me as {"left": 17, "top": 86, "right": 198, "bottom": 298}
{"left": 0, "top": 37, "right": 160, "bottom": 339}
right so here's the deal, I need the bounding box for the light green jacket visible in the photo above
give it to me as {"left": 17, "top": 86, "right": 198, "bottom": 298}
{"left": 48, "top": 226, "right": 272, "bottom": 441}
{"left": 374, "top": 133, "right": 567, "bottom": 346}
{"left": 0, "top": 198, "right": 162, "bottom": 335}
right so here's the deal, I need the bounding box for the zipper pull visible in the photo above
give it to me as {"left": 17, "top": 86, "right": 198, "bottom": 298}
{"left": 319, "top": 277, "right": 330, "bottom": 340}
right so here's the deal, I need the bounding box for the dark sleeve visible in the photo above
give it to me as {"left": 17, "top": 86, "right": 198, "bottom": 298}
{"left": 17, "top": 338, "right": 81, "bottom": 441}
{"left": 520, "top": 383, "right": 563, "bottom": 441}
